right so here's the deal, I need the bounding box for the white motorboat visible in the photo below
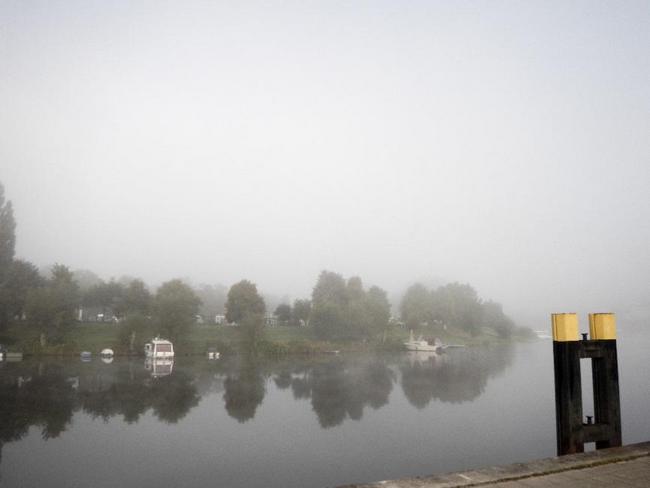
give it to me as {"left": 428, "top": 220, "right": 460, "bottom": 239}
{"left": 144, "top": 337, "right": 174, "bottom": 358}
{"left": 404, "top": 330, "right": 442, "bottom": 352}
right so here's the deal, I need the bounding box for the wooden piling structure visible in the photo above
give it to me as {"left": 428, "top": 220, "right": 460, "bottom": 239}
{"left": 552, "top": 313, "right": 622, "bottom": 456}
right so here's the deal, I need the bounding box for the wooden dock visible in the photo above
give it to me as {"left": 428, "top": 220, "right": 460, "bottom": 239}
{"left": 341, "top": 442, "right": 650, "bottom": 488}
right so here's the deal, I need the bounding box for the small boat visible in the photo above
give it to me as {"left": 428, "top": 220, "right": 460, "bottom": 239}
{"left": 207, "top": 348, "right": 220, "bottom": 360}
{"left": 144, "top": 337, "right": 174, "bottom": 358}
{"left": 404, "top": 330, "right": 440, "bottom": 352}
{"left": 100, "top": 348, "right": 114, "bottom": 357}
{"left": 80, "top": 351, "right": 92, "bottom": 362}
{"left": 535, "top": 330, "right": 552, "bottom": 340}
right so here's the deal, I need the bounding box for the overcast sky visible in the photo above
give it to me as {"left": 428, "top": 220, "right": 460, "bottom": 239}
{"left": 1, "top": 1, "right": 649, "bottom": 326}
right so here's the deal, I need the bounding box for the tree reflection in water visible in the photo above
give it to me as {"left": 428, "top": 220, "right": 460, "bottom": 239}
{"left": 0, "top": 346, "right": 515, "bottom": 471}
{"left": 400, "top": 346, "right": 514, "bottom": 408}
{"left": 0, "top": 358, "right": 201, "bottom": 453}
{"left": 310, "top": 359, "right": 395, "bottom": 427}
{"left": 0, "top": 363, "right": 76, "bottom": 443}
{"left": 223, "top": 356, "right": 266, "bottom": 423}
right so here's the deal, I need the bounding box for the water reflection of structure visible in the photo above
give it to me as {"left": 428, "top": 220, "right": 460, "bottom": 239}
{"left": 145, "top": 358, "right": 174, "bottom": 377}
{"left": 405, "top": 350, "right": 442, "bottom": 365}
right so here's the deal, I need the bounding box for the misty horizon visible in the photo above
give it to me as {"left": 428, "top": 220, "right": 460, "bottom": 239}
{"left": 2, "top": 1, "right": 649, "bottom": 328}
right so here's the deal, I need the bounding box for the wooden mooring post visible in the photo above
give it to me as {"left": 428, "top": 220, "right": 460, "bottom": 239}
{"left": 552, "top": 313, "right": 622, "bottom": 456}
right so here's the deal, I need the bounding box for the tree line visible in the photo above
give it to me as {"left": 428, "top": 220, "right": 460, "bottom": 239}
{"left": 0, "top": 182, "right": 205, "bottom": 348}
{"left": 400, "top": 282, "right": 519, "bottom": 338}
{"left": 0, "top": 179, "right": 525, "bottom": 352}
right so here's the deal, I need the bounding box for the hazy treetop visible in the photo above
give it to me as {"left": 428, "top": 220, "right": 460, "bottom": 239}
{"left": 1, "top": 2, "right": 649, "bottom": 326}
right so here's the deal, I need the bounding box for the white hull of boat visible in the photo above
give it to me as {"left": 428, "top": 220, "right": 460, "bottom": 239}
{"left": 145, "top": 351, "right": 174, "bottom": 358}
{"left": 404, "top": 330, "right": 443, "bottom": 352}
{"left": 404, "top": 342, "right": 438, "bottom": 352}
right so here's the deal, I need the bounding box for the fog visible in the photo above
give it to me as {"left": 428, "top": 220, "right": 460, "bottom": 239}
{"left": 1, "top": 1, "right": 649, "bottom": 327}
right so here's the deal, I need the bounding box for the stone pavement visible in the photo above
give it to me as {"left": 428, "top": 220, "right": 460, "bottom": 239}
{"left": 489, "top": 456, "right": 650, "bottom": 487}
{"left": 342, "top": 442, "right": 650, "bottom": 488}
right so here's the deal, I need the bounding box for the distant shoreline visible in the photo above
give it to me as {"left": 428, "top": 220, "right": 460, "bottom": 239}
{"left": 1, "top": 322, "right": 536, "bottom": 358}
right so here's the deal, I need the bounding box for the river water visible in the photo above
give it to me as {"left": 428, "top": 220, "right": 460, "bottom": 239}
{"left": 1, "top": 333, "right": 648, "bottom": 488}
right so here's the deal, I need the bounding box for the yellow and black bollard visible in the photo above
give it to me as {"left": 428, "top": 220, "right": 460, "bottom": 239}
{"left": 552, "top": 313, "right": 621, "bottom": 456}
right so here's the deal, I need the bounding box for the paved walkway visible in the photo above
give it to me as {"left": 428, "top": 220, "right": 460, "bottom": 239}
{"left": 342, "top": 442, "right": 650, "bottom": 488}
{"left": 490, "top": 456, "right": 650, "bottom": 487}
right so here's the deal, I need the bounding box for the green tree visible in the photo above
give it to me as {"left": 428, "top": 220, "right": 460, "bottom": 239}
{"left": 154, "top": 279, "right": 201, "bottom": 341}
{"left": 0, "top": 182, "right": 16, "bottom": 331}
{"left": 434, "top": 283, "right": 483, "bottom": 336}
{"left": 312, "top": 271, "right": 347, "bottom": 308}
{"left": 274, "top": 303, "right": 292, "bottom": 324}
{"left": 311, "top": 271, "right": 391, "bottom": 340}
{"left": 225, "top": 280, "right": 266, "bottom": 352}
{"left": 400, "top": 283, "right": 431, "bottom": 329}
{"left": 118, "top": 312, "right": 153, "bottom": 353}
{"left": 292, "top": 299, "right": 311, "bottom": 326}
{"left": 117, "top": 279, "right": 152, "bottom": 317}
{"left": 346, "top": 282, "right": 391, "bottom": 340}
{"left": 346, "top": 276, "right": 365, "bottom": 301}
{"left": 83, "top": 280, "right": 125, "bottom": 319}
{"left": 311, "top": 271, "right": 348, "bottom": 339}
{"left": 366, "top": 285, "right": 391, "bottom": 337}
{"left": 25, "top": 264, "right": 80, "bottom": 345}
{"left": 49, "top": 264, "right": 80, "bottom": 326}
{"left": 311, "top": 301, "right": 347, "bottom": 339}
{"left": 0, "top": 182, "right": 16, "bottom": 283}
{"left": 481, "top": 300, "right": 515, "bottom": 339}
{"left": 0, "top": 259, "right": 43, "bottom": 323}
{"left": 195, "top": 284, "right": 228, "bottom": 322}
{"left": 344, "top": 276, "right": 369, "bottom": 339}
{"left": 71, "top": 269, "right": 103, "bottom": 294}
{"left": 225, "top": 280, "right": 266, "bottom": 324}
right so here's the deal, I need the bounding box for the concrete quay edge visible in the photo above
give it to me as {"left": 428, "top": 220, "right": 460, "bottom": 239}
{"left": 338, "top": 441, "right": 650, "bottom": 488}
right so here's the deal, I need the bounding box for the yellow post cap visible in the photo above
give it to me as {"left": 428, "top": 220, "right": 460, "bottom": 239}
{"left": 552, "top": 313, "right": 579, "bottom": 341}
{"left": 589, "top": 313, "right": 617, "bottom": 340}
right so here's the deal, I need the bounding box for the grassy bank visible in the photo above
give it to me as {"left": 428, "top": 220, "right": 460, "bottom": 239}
{"left": 1, "top": 323, "right": 357, "bottom": 356}
{"left": 0, "top": 322, "right": 534, "bottom": 357}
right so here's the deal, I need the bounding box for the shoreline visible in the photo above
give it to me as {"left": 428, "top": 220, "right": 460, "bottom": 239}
{"left": 1, "top": 322, "right": 536, "bottom": 358}
{"left": 341, "top": 442, "right": 650, "bottom": 487}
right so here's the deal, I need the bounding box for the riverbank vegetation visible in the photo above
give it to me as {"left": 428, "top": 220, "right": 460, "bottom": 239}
{"left": 1, "top": 319, "right": 529, "bottom": 357}
{"left": 0, "top": 180, "right": 533, "bottom": 357}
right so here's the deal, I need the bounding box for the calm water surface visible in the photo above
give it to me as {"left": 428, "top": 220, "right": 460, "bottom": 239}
{"left": 1, "top": 333, "right": 648, "bottom": 488}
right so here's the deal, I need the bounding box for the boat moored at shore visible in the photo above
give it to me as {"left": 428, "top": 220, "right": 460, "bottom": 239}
{"left": 404, "top": 330, "right": 442, "bottom": 352}
{"left": 144, "top": 338, "right": 174, "bottom": 358}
